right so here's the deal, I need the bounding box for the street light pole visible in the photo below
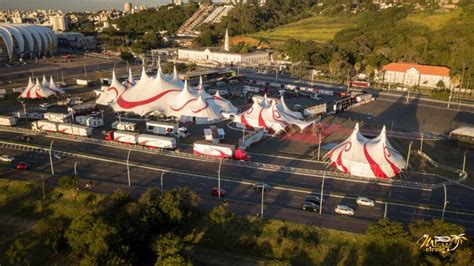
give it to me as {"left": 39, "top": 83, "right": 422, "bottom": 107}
{"left": 218, "top": 159, "right": 222, "bottom": 199}
{"left": 160, "top": 172, "right": 164, "bottom": 191}
{"left": 319, "top": 171, "right": 325, "bottom": 215}
{"left": 74, "top": 161, "right": 78, "bottom": 176}
{"left": 462, "top": 152, "right": 467, "bottom": 174}
{"left": 127, "top": 149, "right": 131, "bottom": 187}
{"left": 442, "top": 184, "right": 448, "bottom": 221}
{"left": 420, "top": 132, "right": 424, "bottom": 153}
{"left": 384, "top": 202, "right": 388, "bottom": 219}
{"left": 317, "top": 126, "right": 322, "bottom": 161}
{"left": 406, "top": 141, "right": 413, "bottom": 169}
{"left": 49, "top": 140, "right": 55, "bottom": 176}
{"left": 19, "top": 101, "right": 27, "bottom": 122}
{"left": 260, "top": 185, "right": 264, "bottom": 218}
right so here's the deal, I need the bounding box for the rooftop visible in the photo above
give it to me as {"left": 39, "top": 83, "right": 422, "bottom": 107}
{"left": 382, "top": 63, "right": 450, "bottom": 77}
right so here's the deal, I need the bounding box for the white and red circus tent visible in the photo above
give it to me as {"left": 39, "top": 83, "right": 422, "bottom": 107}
{"left": 233, "top": 95, "right": 313, "bottom": 133}
{"left": 18, "top": 77, "right": 57, "bottom": 99}
{"left": 96, "top": 70, "right": 126, "bottom": 105}
{"left": 123, "top": 68, "right": 136, "bottom": 89}
{"left": 41, "top": 75, "right": 65, "bottom": 94}
{"left": 109, "top": 66, "right": 237, "bottom": 124}
{"left": 325, "top": 123, "right": 406, "bottom": 179}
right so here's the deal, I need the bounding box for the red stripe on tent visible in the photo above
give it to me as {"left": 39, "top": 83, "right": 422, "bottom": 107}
{"left": 363, "top": 143, "right": 389, "bottom": 179}
{"left": 117, "top": 89, "right": 180, "bottom": 109}
{"left": 336, "top": 142, "right": 351, "bottom": 174}
{"left": 272, "top": 110, "right": 290, "bottom": 128}
{"left": 26, "top": 88, "right": 31, "bottom": 98}
{"left": 170, "top": 98, "right": 196, "bottom": 111}
{"left": 258, "top": 109, "right": 267, "bottom": 128}
{"left": 194, "top": 148, "right": 230, "bottom": 159}
{"left": 107, "top": 87, "right": 119, "bottom": 98}
{"left": 192, "top": 101, "right": 209, "bottom": 113}
{"left": 240, "top": 115, "right": 250, "bottom": 127}
{"left": 383, "top": 146, "right": 400, "bottom": 176}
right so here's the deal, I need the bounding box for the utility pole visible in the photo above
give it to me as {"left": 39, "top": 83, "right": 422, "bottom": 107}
{"left": 160, "top": 172, "right": 164, "bottom": 191}
{"left": 74, "top": 161, "right": 78, "bottom": 176}
{"left": 218, "top": 159, "right": 222, "bottom": 199}
{"left": 442, "top": 184, "right": 448, "bottom": 221}
{"left": 406, "top": 141, "right": 413, "bottom": 169}
{"left": 127, "top": 149, "right": 131, "bottom": 187}
{"left": 448, "top": 84, "right": 454, "bottom": 109}
{"left": 406, "top": 86, "right": 410, "bottom": 103}
{"left": 319, "top": 171, "right": 325, "bottom": 215}
{"left": 84, "top": 63, "right": 87, "bottom": 78}
{"left": 317, "top": 125, "right": 322, "bottom": 161}
{"left": 384, "top": 202, "right": 387, "bottom": 219}
{"left": 19, "top": 101, "right": 27, "bottom": 122}
{"left": 49, "top": 140, "right": 55, "bottom": 176}
{"left": 420, "top": 132, "right": 424, "bottom": 153}
{"left": 261, "top": 184, "right": 264, "bottom": 218}
{"left": 462, "top": 152, "right": 467, "bottom": 174}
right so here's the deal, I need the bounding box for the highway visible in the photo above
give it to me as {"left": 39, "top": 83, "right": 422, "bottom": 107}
{"left": 1, "top": 131, "right": 473, "bottom": 234}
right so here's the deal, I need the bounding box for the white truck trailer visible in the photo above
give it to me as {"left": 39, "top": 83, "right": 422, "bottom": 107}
{"left": 111, "top": 121, "right": 138, "bottom": 132}
{"left": 105, "top": 131, "right": 139, "bottom": 144}
{"left": 137, "top": 134, "right": 176, "bottom": 149}
{"left": 32, "top": 120, "right": 59, "bottom": 132}
{"left": 43, "top": 112, "right": 71, "bottom": 123}
{"left": 0, "top": 115, "right": 17, "bottom": 126}
{"left": 57, "top": 124, "right": 93, "bottom": 137}
{"left": 193, "top": 141, "right": 250, "bottom": 161}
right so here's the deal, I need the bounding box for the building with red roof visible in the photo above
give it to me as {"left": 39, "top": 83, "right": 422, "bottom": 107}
{"left": 381, "top": 63, "right": 452, "bottom": 89}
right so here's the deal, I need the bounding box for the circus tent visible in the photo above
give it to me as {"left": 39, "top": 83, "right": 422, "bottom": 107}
{"left": 48, "top": 76, "right": 65, "bottom": 94}
{"left": 96, "top": 70, "right": 126, "bottom": 105}
{"left": 123, "top": 68, "right": 137, "bottom": 89}
{"left": 233, "top": 96, "right": 313, "bottom": 133}
{"left": 108, "top": 66, "right": 237, "bottom": 124}
{"left": 18, "top": 77, "right": 57, "bottom": 99}
{"left": 325, "top": 123, "right": 406, "bottom": 179}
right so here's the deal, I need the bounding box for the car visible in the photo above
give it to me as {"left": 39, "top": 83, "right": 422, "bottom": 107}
{"left": 211, "top": 187, "right": 226, "bottom": 197}
{"left": 0, "top": 155, "right": 14, "bottom": 162}
{"left": 356, "top": 197, "right": 375, "bottom": 207}
{"left": 335, "top": 205, "right": 354, "bottom": 215}
{"left": 302, "top": 201, "right": 319, "bottom": 212}
{"left": 16, "top": 162, "right": 30, "bottom": 170}
{"left": 254, "top": 182, "right": 273, "bottom": 191}
{"left": 53, "top": 153, "right": 62, "bottom": 160}
{"left": 305, "top": 196, "right": 325, "bottom": 205}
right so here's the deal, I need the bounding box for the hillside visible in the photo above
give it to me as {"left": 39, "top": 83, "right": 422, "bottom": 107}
{"left": 248, "top": 9, "right": 462, "bottom": 44}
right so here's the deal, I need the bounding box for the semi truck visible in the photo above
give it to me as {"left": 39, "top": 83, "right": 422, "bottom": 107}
{"left": 193, "top": 141, "right": 251, "bottom": 161}
{"left": 43, "top": 112, "right": 71, "bottom": 123}
{"left": 67, "top": 102, "right": 97, "bottom": 115}
{"left": 31, "top": 120, "right": 58, "bottom": 132}
{"left": 145, "top": 121, "right": 189, "bottom": 137}
{"left": 105, "top": 131, "right": 176, "bottom": 149}
{"left": 0, "top": 115, "right": 17, "bottom": 126}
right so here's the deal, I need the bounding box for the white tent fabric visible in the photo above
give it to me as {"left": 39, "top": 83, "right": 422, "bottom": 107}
{"left": 325, "top": 123, "right": 406, "bottom": 179}
{"left": 18, "top": 78, "right": 56, "bottom": 99}
{"left": 277, "top": 96, "right": 303, "bottom": 119}
{"left": 123, "top": 68, "right": 136, "bottom": 89}
{"left": 450, "top": 126, "right": 474, "bottom": 138}
{"left": 213, "top": 90, "right": 238, "bottom": 113}
{"left": 110, "top": 66, "right": 234, "bottom": 124}
{"left": 96, "top": 70, "right": 126, "bottom": 105}
{"left": 41, "top": 75, "right": 49, "bottom": 88}
{"left": 234, "top": 96, "right": 312, "bottom": 133}
{"left": 48, "top": 76, "right": 65, "bottom": 94}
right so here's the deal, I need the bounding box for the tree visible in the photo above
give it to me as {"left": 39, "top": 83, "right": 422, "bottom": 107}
{"left": 34, "top": 217, "right": 69, "bottom": 254}
{"left": 436, "top": 80, "right": 446, "bottom": 90}
{"left": 121, "top": 51, "right": 134, "bottom": 63}
{"left": 367, "top": 219, "right": 409, "bottom": 242}
{"left": 209, "top": 202, "right": 235, "bottom": 230}
{"left": 5, "top": 238, "right": 30, "bottom": 265}
{"left": 153, "top": 233, "right": 190, "bottom": 266}
{"left": 354, "top": 62, "right": 362, "bottom": 75}
{"left": 58, "top": 175, "right": 79, "bottom": 199}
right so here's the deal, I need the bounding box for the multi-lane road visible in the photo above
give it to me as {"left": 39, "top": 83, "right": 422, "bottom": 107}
{"left": 1, "top": 130, "right": 473, "bottom": 234}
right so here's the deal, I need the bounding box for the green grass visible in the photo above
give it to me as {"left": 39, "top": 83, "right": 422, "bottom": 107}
{"left": 250, "top": 14, "right": 362, "bottom": 43}
{"left": 405, "top": 9, "right": 462, "bottom": 31}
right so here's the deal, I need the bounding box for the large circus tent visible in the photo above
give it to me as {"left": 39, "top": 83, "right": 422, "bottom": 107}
{"left": 233, "top": 95, "right": 313, "bottom": 133}
{"left": 99, "top": 66, "right": 237, "bottom": 124}
{"left": 324, "top": 123, "right": 406, "bottom": 179}
{"left": 18, "top": 76, "right": 64, "bottom": 99}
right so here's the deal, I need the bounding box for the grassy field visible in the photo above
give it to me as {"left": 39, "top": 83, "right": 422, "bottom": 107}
{"left": 249, "top": 14, "right": 362, "bottom": 43}
{"left": 405, "top": 9, "right": 462, "bottom": 31}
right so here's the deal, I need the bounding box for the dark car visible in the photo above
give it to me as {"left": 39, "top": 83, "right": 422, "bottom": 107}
{"left": 302, "top": 201, "right": 319, "bottom": 212}
{"left": 211, "top": 187, "right": 226, "bottom": 197}
{"left": 305, "top": 196, "right": 325, "bottom": 205}
{"left": 16, "top": 162, "right": 30, "bottom": 170}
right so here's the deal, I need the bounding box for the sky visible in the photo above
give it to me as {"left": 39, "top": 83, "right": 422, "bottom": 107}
{"left": 0, "top": 0, "right": 197, "bottom": 12}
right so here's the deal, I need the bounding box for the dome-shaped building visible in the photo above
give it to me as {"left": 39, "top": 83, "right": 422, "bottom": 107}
{"left": 0, "top": 24, "right": 56, "bottom": 62}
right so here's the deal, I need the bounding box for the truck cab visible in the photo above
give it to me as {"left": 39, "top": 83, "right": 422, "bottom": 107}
{"left": 235, "top": 148, "right": 251, "bottom": 161}
{"left": 105, "top": 131, "right": 114, "bottom": 141}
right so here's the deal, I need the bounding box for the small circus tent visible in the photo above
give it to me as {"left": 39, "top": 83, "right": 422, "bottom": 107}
{"left": 96, "top": 70, "right": 126, "bottom": 105}
{"left": 48, "top": 76, "right": 65, "bottom": 94}
{"left": 18, "top": 77, "right": 56, "bottom": 99}
{"left": 234, "top": 96, "right": 313, "bottom": 133}
{"left": 325, "top": 123, "right": 406, "bottom": 179}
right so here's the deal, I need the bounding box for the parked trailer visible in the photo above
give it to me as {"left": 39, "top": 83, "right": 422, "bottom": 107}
{"left": 304, "top": 103, "right": 327, "bottom": 117}
{"left": 243, "top": 85, "right": 262, "bottom": 93}
{"left": 32, "top": 120, "right": 59, "bottom": 132}
{"left": 0, "top": 115, "right": 17, "bottom": 126}
{"left": 137, "top": 134, "right": 176, "bottom": 149}
{"left": 57, "top": 124, "right": 93, "bottom": 137}
{"left": 193, "top": 141, "right": 251, "bottom": 161}
{"left": 67, "top": 102, "right": 97, "bottom": 115}
{"left": 75, "top": 116, "right": 104, "bottom": 128}
{"left": 146, "top": 121, "right": 177, "bottom": 135}
{"left": 76, "top": 79, "right": 92, "bottom": 86}
{"left": 239, "top": 128, "right": 264, "bottom": 150}
{"left": 355, "top": 93, "right": 373, "bottom": 103}
{"left": 43, "top": 112, "right": 71, "bottom": 123}
{"left": 112, "top": 121, "right": 138, "bottom": 132}
{"left": 105, "top": 131, "right": 139, "bottom": 144}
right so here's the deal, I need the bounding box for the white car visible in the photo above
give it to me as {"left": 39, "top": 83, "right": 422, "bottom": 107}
{"left": 0, "top": 155, "right": 15, "bottom": 162}
{"left": 356, "top": 197, "right": 375, "bottom": 207}
{"left": 335, "top": 205, "right": 354, "bottom": 215}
